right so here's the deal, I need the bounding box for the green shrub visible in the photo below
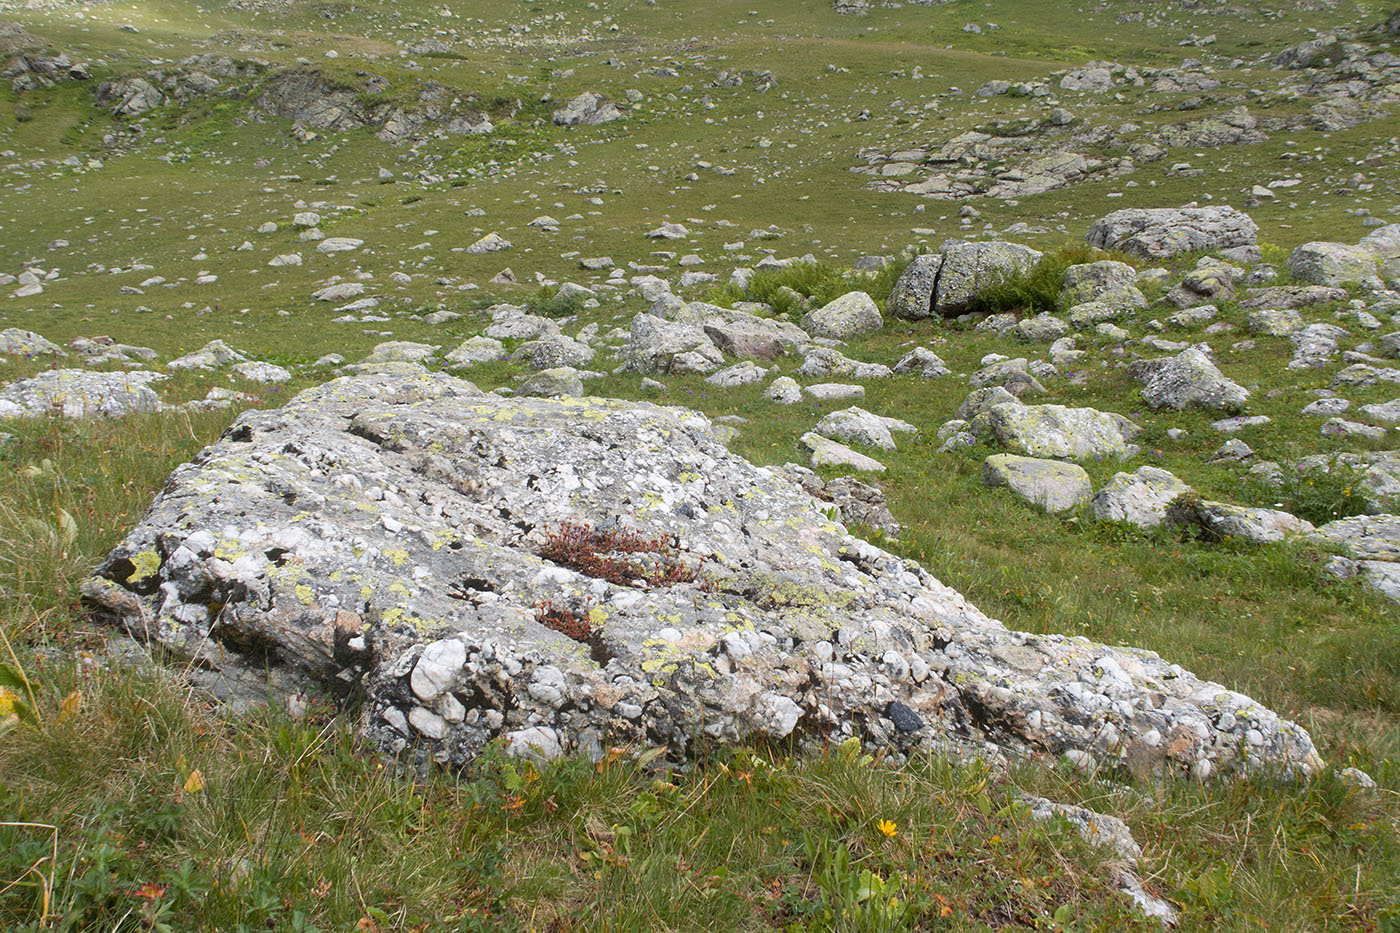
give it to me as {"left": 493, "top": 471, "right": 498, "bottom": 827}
{"left": 522, "top": 287, "right": 585, "bottom": 319}
{"left": 705, "top": 256, "right": 914, "bottom": 318}
{"left": 966, "top": 243, "right": 1103, "bottom": 316}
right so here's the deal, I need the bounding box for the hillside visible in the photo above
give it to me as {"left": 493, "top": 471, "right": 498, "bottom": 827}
{"left": 1, "top": 0, "right": 1399, "bottom": 929}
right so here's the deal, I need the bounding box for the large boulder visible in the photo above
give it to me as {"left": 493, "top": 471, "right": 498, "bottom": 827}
{"left": 620, "top": 314, "right": 724, "bottom": 374}
{"left": 1061, "top": 261, "right": 1139, "bottom": 306}
{"left": 933, "top": 240, "right": 1042, "bottom": 315}
{"left": 0, "top": 370, "right": 164, "bottom": 419}
{"left": 1085, "top": 207, "right": 1258, "bottom": 259}
{"left": 982, "top": 454, "right": 1092, "bottom": 512}
{"left": 83, "top": 373, "right": 1321, "bottom": 779}
{"left": 1130, "top": 348, "right": 1250, "bottom": 412}
{"left": 0, "top": 328, "right": 65, "bottom": 358}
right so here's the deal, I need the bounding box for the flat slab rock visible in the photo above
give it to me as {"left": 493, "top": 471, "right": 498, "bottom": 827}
{"left": 83, "top": 374, "right": 1320, "bottom": 779}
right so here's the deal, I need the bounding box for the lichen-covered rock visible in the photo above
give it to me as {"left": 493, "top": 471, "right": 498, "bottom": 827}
{"left": 886, "top": 254, "right": 943, "bottom": 320}
{"left": 445, "top": 337, "right": 507, "bottom": 368}
{"left": 799, "top": 291, "right": 882, "bottom": 340}
{"left": 518, "top": 367, "right": 585, "bottom": 398}
{"left": 1168, "top": 499, "right": 1314, "bottom": 543}
{"left": 1091, "top": 466, "right": 1193, "bottom": 528}
{"left": 1246, "top": 308, "right": 1303, "bottom": 337}
{"left": 893, "top": 346, "right": 950, "bottom": 378}
{"left": 794, "top": 346, "right": 892, "bottom": 380}
{"left": 800, "top": 432, "right": 886, "bottom": 472}
{"left": 511, "top": 335, "right": 594, "bottom": 371}
{"left": 1131, "top": 348, "right": 1249, "bottom": 412}
{"left": 982, "top": 454, "right": 1092, "bottom": 512}
{"left": 813, "top": 406, "right": 916, "bottom": 451}
{"left": 0, "top": 328, "right": 65, "bottom": 358}
{"left": 83, "top": 374, "right": 1320, "bottom": 779}
{"left": 620, "top": 314, "right": 724, "bottom": 375}
{"left": 933, "top": 240, "right": 1043, "bottom": 315}
{"left": 1311, "top": 514, "right": 1400, "bottom": 561}
{"left": 1085, "top": 206, "right": 1258, "bottom": 259}
{"left": 1012, "top": 313, "right": 1068, "bottom": 344}
{"left": 0, "top": 369, "right": 164, "bottom": 419}
{"left": 168, "top": 339, "right": 247, "bottom": 371}
{"left": 1287, "top": 241, "right": 1380, "bottom": 287}
{"left": 1061, "top": 261, "right": 1138, "bottom": 306}
{"left": 970, "top": 400, "right": 1140, "bottom": 460}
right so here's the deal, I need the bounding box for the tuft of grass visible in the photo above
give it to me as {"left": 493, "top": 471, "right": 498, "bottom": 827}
{"left": 521, "top": 287, "right": 586, "bottom": 319}
{"left": 1240, "top": 462, "right": 1375, "bottom": 526}
{"left": 708, "top": 257, "right": 913, "bottom": 318}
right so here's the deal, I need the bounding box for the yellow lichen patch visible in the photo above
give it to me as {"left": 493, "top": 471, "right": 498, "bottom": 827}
{"left": 294, "top": 584, "right": 316, "bottom": 605}
{"left": 126, "top": 549, "right": 162, "bottom": 584}
{"left": 588, "top": 607, "right": 609, "bottom": 626}
{"left": 385, "top": 549, "right": 409, "bottom": 567}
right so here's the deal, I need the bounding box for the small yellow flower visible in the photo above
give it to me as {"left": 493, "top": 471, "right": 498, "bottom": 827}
{"left": 877, "top": 819, "right": 897, "bottom": 838}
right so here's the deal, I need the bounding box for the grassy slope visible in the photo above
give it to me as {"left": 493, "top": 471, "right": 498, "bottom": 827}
{"left": 1, "top": 0, "right": 1399, "bottom": 929}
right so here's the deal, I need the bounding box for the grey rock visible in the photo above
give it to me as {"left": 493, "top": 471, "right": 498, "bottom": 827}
{"left": 1246, "top": 308, "right": 1303, "bottom": 336}
{"left": 552, "top": 91, "right": 623, "bottom": 126}
{"left": 970, "top": 400, "right": 1139, "bottom": 460}
{"left": 168, "top": 340, "right": 247, "bottom": 371}
{"left": 621, "top": 314, "right": 724, "bottom": 375}
{"left": 1287, "top": 242, "right": 1380, "bottom": 287}
{"left": 0, "top": 370, "right": 164, "bottom": 419}
{"left": 1170, "top": 499, "right": 1314, "bottom": 543}
{"left": 1311, "top": 514, "right": 1400, "bottom": 561}
{"left": 800, "top": 432, "right": 885, "bottom": 472}
{"left": 1239, "top": 285, "right": 1349, "bottom": 310}
{"left": 983, "top": 454, "right": 1092, "bottom": 512}
{"left": 705, "top": 361, "right": 768, "bottom": 387}
{"left": 814, "top": 406, "right": 916, "bottom": 451}
{"left": 795, "top": 347, "right": 892, "bottom": 380}
{"left": 886, "top": 254, "right": 943, "bottom": 320}
{"left": 893, "top": 347, "right": 950, "bottom": 378}
{"left": 1131, "top": 348, "right": 1249, "bottom": 412}
{"left": 445, "top": 337, "right": 507, "bottom": 368}
{"left": 765, "top": 376, "right": 802, "bottom": 404}
{"left": 0, "top": 328, "right": 65, "bottom": 358}
{"left": 933, "top": 240, "right": 1043, "bottom": 315}
{"left": 83, "top": 375, "right": 1323, "bottom": 781}
{"left": 1015, "top": 312, "right": 1070, "bottom": 343}
{"left": 511, "top": 335, "right": 595, "bottom": 371}
{"left": 518, "top": 367, "right": 584, "bottom": 398}
{"left": 1321, "top": 418, "right": 1387, "bottom": 440}
{"left": 800, "top": 291, "right": 882, "bottom": 340}
{"left": 1092, "top": 466, "right": 1192, "bottom": 528}
{"left": 1085, "top": 207, "right": 1258, "bottom": 259}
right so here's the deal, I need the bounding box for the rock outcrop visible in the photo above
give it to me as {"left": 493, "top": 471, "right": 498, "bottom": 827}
{"left": 83, "top": 374, "right": 1321, "bottom": 779}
